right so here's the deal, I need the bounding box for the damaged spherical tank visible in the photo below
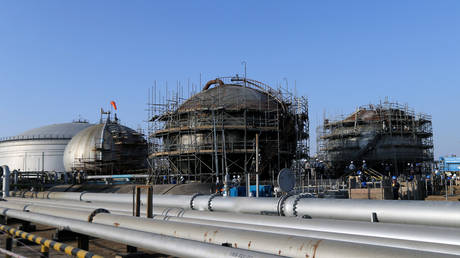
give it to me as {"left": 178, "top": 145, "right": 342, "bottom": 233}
{"left": 63, "top": 119, "right": 148, "bottom": 174}
{"left": 150, "top": 77, "right": 309, "bottom": 181}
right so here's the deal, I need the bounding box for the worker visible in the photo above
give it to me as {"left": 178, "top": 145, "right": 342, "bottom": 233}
{"left": 349, "top": 161, "right": 356, "bottom": 172}
{"left": 392, "top": 176, "right": 400, "bottom": 200}
{"left": 362, "top": 160, "right": 368, "bottom": 171}
{"left": 232, "top": 175, "right": 238, "bottom": 187}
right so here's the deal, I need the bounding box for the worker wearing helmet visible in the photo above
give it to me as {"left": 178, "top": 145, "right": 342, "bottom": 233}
{"left": 362, "top": 160, "right": 368, "bottom": 171}
{"left": 349, "top": 161, "right": 356, "bottom": 172}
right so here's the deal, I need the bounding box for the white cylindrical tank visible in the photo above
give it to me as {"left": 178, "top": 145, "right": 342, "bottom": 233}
{"left": 0, "top": 122, "right": 92, "bottom": 172}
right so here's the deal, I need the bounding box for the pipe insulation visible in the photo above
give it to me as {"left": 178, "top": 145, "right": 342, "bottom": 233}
{"left": 2, "top": 165, "right": 10, "bottom": 198}
{"left": 0, "top": 208, "right": 279, "bottom": 258}
{"left": 3, "top": 199, "right": 460, "bottom": 256}
{"left": 5, "top": 197, "right": 460, "bottom": 248}
{"left": 13, "top": 191, "right": 460, "bottom": 227}
{"left": 0, "top": 206, "right": 455, "bottom": 258}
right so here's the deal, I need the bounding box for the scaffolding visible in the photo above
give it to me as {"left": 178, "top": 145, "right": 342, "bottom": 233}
{"left": 317, "top": 100, "right": 433, "bottom": 177}
{"left": 147, "top": 76, "right": 309, "bottom": 185}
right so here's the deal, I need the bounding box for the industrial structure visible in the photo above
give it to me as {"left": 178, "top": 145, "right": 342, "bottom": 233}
{"left": 0, "top": 121, "right": 92, "bottom": 172}
{"left": 63, "top": 112, "right": 148, "bottom": 174}
{"left": 148, "top": 76, "right": 309, "bottom": 184}
{"left": 317, "top": 100, "right": 434, "bottom": 177}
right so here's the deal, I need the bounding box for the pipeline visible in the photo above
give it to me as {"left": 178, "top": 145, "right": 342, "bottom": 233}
{"left": 2, "top": 199, "right": 460, "bottom": 256}
{"left": 5, "top": 197, "right": 460, "bottom": 248}
{"left": 0, "top": 224, "right": 103, "bottom": 258}
{"left": 0, "top": 208, "right": 280, "bottom": 258}
{"left": 17, "top": 191, "right": 460, "bottom": 227}
{"left": 202, "top": 79, "right": 224, "bottom": 90}
{"left": 2, "top": 165, "right": 10, "bottom": 198}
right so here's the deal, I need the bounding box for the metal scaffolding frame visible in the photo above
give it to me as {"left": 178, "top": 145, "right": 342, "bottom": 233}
{"left": 317, "top": 100, "right": 433, "bottom": 177}
{"left": 146, "top": 76, "right": 309, "bottom": 185}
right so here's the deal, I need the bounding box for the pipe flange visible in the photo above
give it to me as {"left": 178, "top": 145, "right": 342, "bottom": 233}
{"left": 208, "top": 193, "right": 221, "bottom": 212}
{"left": 292, "top": 193, "right": 313, "bottom": 217}
{"left": 88, "top": 208, "right": 110, "bottom": 222}
{"left": 79, "top": 191, "right": 87, "bottom": 202}
{"left": 277, "top": 194, "right": 292, "bottom": 216}
{"left": 190, "top": 193, "right": 203, "bottom": 210}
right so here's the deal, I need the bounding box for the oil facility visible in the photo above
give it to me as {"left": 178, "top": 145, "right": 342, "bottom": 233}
{"left": 1, "top": 77, "right": 460, "bottom": 258}
{"left": 317, "top": 100, "right": 434, "bottom": 177}
{"left": 63, "top": 112, "right": 148, "bottom": 175}
{"left": 0, "top": 121, "right": 93, "bottom": 172}
{"left": 148, "top": 76, "right": 309, "bottom": 185}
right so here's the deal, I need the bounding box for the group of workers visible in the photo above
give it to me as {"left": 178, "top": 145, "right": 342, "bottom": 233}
{"left": 348, "top": 160, "right": 400, "bottom": 200}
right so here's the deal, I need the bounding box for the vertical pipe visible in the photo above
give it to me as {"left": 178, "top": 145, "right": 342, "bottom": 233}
{"left": 41, "top": 245, "right": 49, "bottom": 258}
{"left": 135, "top": 188, "right": 141, "bottom": 217}
{"left": 42, "top": 152, "right": 45, "bottom": 172}
{"left": 222, "top": 130, "right": 229, "bottom": 196}
{"left": 77, "top": 234, "right": 89, "bottom": 251}
{"left": 212, "top": 110, "right": 219, "bottom": 185}
{"left": 147, "top": 187, "right": 153, "bottom": 218}
{"left": 2, "top": 165, "right": 10, "bottom": 198}
{"left": 5, "top": 235, "right": 12, "bottom": 258}
{"left": 256, "top": 134, "right": 259, "bottom": 198}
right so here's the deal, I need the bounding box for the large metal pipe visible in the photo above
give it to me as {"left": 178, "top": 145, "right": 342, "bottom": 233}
{"left": 5, "top": 201, "right": 449, "bottom": 257}
{"left": 156, "top": 207, "right": 460, "bottom": 247}
{"left": 291, "top": 198, "right": 460, "bottom": 227}
{"left": 151, "top": 214, "right": 460, "bottom": 255}
{"left": 86, "top": 193, "right": 460, "bottom": 226}
{"left": 12, "top": 191, "right": 460, "bottom": 227}
{"left": 2, "top": 165, "right": 10, "bottom": 198}
{"left": 5, "top": 198, "right": 460, "bottom": 252}
{"left": 0, "top": 208, "right": 279, "bottom": 258}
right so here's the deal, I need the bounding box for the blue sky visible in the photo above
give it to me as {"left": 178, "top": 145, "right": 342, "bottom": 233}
{"left": 0, "top": 1, "right": 459, "bottom": 157}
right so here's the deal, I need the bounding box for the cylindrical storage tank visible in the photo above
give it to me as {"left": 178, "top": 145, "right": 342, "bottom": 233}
{"left": 0, "top": 122, "right": 92, "bottom": 172}
{"left": 63, "top": 120, "right": 147, "bottom": 174}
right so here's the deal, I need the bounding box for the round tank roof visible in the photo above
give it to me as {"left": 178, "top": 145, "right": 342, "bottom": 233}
{"left": 17, "top": 122, "right": 92, "bottom": 138}
{"left": 1, "top": 122, "right": 93, "bottom": 142}
{"left": 178, "top": 84, "right": 280, "bottom": 112}
{"left": 63, "top": 122, "right": 147, "bottom": 172}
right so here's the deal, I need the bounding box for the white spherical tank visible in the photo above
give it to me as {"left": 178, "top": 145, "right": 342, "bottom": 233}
{"left": 0, "top": 122, "right": 92, "bottom": 172}
{"left": 63, "top": 121, "right": 147, "bottom": 174}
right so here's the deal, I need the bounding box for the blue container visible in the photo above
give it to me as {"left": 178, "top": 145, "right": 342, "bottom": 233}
{"left": 229, "top": 185, "right": 273, "bottom": 197}
{"left": 440, "top": 156, "right": 460, "bottom": 173}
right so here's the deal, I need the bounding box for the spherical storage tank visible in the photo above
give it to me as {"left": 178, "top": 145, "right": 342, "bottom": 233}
{"left": 151, "top": 77, "right": 309, "bottom": 182}
{"left": 63, "top": 118, "right": 148, "bottom": 175}
{"left": 0, "top": 122, "right": 92, "bottom": 172}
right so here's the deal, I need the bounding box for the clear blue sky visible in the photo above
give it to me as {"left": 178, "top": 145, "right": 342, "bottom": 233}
{"left": 1, "top": 1, "right": 459, "bottom": 158}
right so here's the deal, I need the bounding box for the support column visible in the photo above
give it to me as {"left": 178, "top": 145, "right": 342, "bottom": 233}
{"left": 5, "top": 235, "right": 12, "bottom": 258}
{"left": 77, "top": 234, "right": 89, "bottom": 251}
{"left": 255, "top": 133, "right": 259, "bottom": 198}
{"left": 40, "top": 245, "right": 50, "bottom": 257}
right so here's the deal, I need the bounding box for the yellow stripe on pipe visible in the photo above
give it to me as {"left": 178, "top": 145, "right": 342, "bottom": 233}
{"left": 76, "top": 250, "right": 88, "bottom": 258}
{"left": 43, "top": 239, "right": 52, "bottom": 247}
{"left": 53, "top": 242, "right": 62, "bottom": 251}
{"left": 64, "top": 246, "right": 74, "bottom": 255}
